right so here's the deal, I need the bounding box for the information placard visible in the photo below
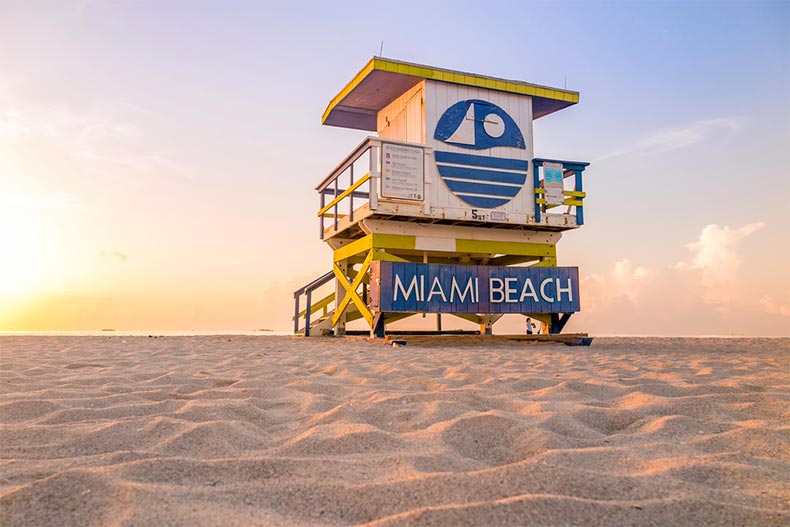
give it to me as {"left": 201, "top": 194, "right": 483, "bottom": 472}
{"left": 381, "top": 143, "right": 424, "bottom": 200}
{"left": 543, "top": 162, "right": 565, "bottom": 206}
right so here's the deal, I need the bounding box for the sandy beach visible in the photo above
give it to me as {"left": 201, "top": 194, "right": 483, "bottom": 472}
{"left": 0, "top": 335, "right": 788, "bottom": 526}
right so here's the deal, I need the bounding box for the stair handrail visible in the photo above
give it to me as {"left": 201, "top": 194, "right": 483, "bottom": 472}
{"left": 293, "top": 270, "right": 335, "bottom": 335}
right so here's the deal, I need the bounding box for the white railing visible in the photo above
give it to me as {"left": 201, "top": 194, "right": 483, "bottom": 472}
{"left": 316, "top": 137, "right": 431, "bottom": 238}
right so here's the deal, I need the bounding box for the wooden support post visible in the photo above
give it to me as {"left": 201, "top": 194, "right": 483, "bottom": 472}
{"left": 304, "top": 290, "right": 312, "bottom": 337}
{"left": 479, "top": 314, "right": 502, "bottom": 336}
{"left": 334, "top": 259, "right": 348, "bottom": 336}
{"left": 371, "top": 312, "right": 385, "bottom": 338}
{"left": 549, "top": 313, "right": 573, "bottom": 334}
{"left": 575, "top": 169, "right": 584, "bottom": 226}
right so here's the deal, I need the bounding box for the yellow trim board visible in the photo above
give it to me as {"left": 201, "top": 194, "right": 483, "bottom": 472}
{"left": 322, "top": 58, "right": 376, "bottom": 125}
{"left": 369, "top": 57, "right": 579, "bottom": 102}
{"left": 322, "top": 57, "right": 580, "bottom": 126}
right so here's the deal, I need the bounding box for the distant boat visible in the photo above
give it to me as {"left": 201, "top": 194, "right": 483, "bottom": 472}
{"left": 434, "top": 99, "right": 528, "bottom": 208}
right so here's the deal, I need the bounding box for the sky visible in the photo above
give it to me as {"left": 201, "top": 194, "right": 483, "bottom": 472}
{"left": 0, "top": 0, "right": 788, "bottom": 336}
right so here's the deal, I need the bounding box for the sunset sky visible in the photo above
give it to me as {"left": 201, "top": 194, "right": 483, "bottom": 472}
{"left": 1, "top": 1, "right": 788, "bottom": 335}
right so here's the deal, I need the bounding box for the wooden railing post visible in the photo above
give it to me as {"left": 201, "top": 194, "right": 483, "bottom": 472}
{"left": 319, "top": 192, "right": 325, "bottom": 239}
{"left": 333, "top": 178, "right": 339, "bottom": 231}
{"left": 369, "top": 142, "right": 379, "bottom": 211}
{"left": 349, "top": 164, "right": 354, "bottom": 222}
{"left": 304, "top": 290, "right": 312, "bottom": 337}
{"left": 533, "top": 161, "right": 542, "bottom": 223}
{"left": 575, "top": 169, "right": 584, "bottom": 226}
{"left": 293, "top": 293, "right": 300, "bottom": 334}
{"left": 334, "top": 260, "right": 348, "bottom": 336}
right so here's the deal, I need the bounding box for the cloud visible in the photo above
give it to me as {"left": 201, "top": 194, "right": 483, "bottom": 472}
{"left": 568, "top": 221, "right": 787, "bottom": 336}
{"left": 596, "top": 117, "right": 742, "bottom": 162}
{"left": 678, "top": 222, "right": 765, "bottom": 304}
{"left": 759, "top": 293, "right": 790, "bottom": 317}
{"left": 578, "top": 259, "right": 653, "bottom": 318}
{"left": 99, "top": 250, "right": 128, "bottom": 262}
{"left": 0, "top": 100, "right": 193, "bottom": 181}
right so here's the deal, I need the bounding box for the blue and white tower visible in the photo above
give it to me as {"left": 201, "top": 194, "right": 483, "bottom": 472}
{"left": 294, "top": 58, "right": 592, "bottom": 343}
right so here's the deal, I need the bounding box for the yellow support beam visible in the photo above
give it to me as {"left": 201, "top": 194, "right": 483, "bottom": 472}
{"left": 371, "top": 233, "right": 416, "bottom": 251}
{"left": 451, "top": 313, "right": 483, "bottom": 324}
{"left": 334, "top": 233, "right": 418, "bottom": 262}
{"left": 372, "top": 249, "right": 411, "bottom": 262}
{"left": 533, "top": 257, "right": 557, "bottom": 267}
{"left": 528, "top": 313, "right": 552, "bottom": 326}
{"left": 333, "top": 236, "right": 372, "bottom": 262}
{"left": 455, "top": 239, "right": 556, "bottom": 257}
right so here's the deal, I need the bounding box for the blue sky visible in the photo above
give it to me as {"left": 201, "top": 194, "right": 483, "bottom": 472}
{"left": 1, "top": 0, "right": 788, "bottom": 334}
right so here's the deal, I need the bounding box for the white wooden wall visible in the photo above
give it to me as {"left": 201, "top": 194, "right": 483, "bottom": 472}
{"left": 374, "top": 80, "right": 535, "bottom": 221}
{"left": 424, "top": 80, "right": 534, "bottom": 216}
{"left": 377, "top": 81, "right": 425, "bottom": 144}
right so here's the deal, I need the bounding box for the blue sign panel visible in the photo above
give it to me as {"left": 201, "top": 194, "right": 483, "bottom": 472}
{"left": 374, "top": 261, "right": 580, "bottom": 314}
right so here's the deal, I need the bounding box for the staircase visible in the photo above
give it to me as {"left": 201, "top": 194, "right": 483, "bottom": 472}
{"left": 295, "top": 270, "right": 374, "bottom": 335}
{"left": 293, "top": 271, "right": 334, "bottom": 336}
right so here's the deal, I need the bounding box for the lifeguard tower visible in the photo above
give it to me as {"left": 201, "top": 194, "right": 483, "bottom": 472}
{"left": 293, "top": 58, "right": 591, "bottom": 342}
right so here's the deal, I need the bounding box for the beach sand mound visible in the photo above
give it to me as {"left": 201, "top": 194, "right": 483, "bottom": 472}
{"left": 1, "top": 335, "right": 788, "bottom": 526}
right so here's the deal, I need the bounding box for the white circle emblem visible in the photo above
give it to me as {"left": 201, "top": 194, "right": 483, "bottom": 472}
{"left": 483, "top": 113, "right": 505, "bottom": 138}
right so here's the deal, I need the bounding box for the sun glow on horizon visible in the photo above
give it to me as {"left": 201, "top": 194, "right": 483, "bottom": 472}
{"left": 0, "top": 1, "right": 786, "bottom": 335}
{"left": 0, "top": 198, "right": 65, "bottom": 299}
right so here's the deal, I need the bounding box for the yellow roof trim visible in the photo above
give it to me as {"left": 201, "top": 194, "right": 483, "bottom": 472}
{"left": 321, "top": 57, "right": 377, "bottom": 125}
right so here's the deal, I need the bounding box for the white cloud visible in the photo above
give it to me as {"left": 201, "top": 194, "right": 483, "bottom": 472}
{"left": 596, "top": 117, "right": 742, "bottom": 162}
{"left": 582, "top": 258, "right": 653, "bottom": 310}
{"left": 760, "top": 293, "right": 790, "bottom": 317}
{"left": 0, "top": 100, "right": 193, "bottom": 180}
{"left": 678, "top": 222, "right": 766, "bottom": 304}
{"left": 99, "top": 250, "right": 128, "bottom": 262}
{"left": 569, "top": 222, "right": 787, "bottom": 336}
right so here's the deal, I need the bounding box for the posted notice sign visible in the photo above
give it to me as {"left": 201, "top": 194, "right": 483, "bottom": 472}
{"left": 371, "top": 261, "right": 580, "bottom": 314}
{"left": 381, "top": 143, "right": 424, "bottom": 200}
{"left": 543, "top": 162, "right": 565, "bottom": 206}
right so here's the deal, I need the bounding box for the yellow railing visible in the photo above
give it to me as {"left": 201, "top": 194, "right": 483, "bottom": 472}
{"left": 534, "top": 189, "right": 587, "bottom": 209}
{"left": 317, "top": 173, "right": 370, "bottom": 217}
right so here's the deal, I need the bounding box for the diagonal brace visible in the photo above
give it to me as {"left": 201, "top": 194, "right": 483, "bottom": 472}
{"left": 332, "top": 251, "right": 373, "bottom": 326}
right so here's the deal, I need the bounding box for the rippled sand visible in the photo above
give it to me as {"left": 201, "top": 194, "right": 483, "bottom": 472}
{"left": 1, "top": 336, "right": 788, "bottom": 526}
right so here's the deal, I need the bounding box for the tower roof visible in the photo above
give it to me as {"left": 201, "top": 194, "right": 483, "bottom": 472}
{"left": 322, "top": 57, "right": 580, "bottom": 131}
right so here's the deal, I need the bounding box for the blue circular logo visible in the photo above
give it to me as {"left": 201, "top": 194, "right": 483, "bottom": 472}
{"left": 434, "top": 100, "right": 528, "bottom": 209}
